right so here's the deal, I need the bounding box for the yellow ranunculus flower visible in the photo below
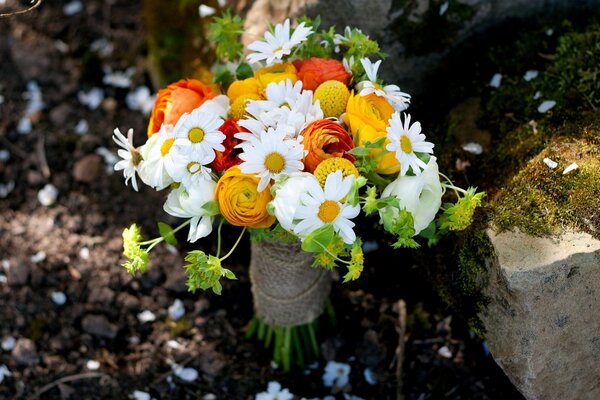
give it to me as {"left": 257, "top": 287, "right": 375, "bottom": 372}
{"left": 343, "top": 91, "right": 400, "bottom": 174}
{"left": 254, "top": 62, "right": 297, "bottom": 93}
{"left": 227, "top": 77, "right": 263, "bottom": 103}
{"left": 216, "top": 166, "right": 276, "bottom": 228}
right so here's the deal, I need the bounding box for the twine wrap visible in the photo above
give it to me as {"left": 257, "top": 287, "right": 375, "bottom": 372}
{"left": 249, "top": 239, "right": 331, "bottom": 327}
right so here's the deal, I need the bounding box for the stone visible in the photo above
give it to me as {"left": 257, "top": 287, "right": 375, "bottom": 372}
{"left": 87, "top": 286, "right": 115, "bottom": 305}
{"left": 11, "top": 338, "right": 38, "bottom": 367}
{"left": 73, "top": 154, "right": 103, "bottom": 183}
{"left": 7, "top": 261, "right": 30, "bottom": 286}
{"left": 81, "top": 315, "right": 118, "bottom": 339}
{"left": 482, "top": 228, "right": 600, "bottom": 400}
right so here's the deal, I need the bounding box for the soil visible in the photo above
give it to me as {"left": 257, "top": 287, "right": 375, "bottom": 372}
{"left": 0, "top": 1, "right": 524, "bottom": 399}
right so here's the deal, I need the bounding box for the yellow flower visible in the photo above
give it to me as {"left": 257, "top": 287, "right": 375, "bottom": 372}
{"left": 227, "top": 77, "right": 263, "bottom": 103}
{"left": 254, "top": 62, "right": 297, "bottom": 94}
{"left": 342, "top": 92, "right": 400, "bottom": 174}
{"left": 215, "top": 166, "right": 275, "bottom": 228}
{"left": 229, "top": 93, "right": 262, "bottom": 120}
{"left": 314, "top": 80, "right": 350, "bottom": 118}
{"left": 313, "top": 157, "right": 358, "bottom": 187}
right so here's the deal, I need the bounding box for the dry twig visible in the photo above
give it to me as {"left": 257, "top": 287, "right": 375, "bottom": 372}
{"left": 0, "top": 0, "right": 43, "bottom": 18}
{"left": 29, "top": 372, "right": 110, "bottom": 399}
{"left": 395, "top": 299, "right": 407, "bottom": 400}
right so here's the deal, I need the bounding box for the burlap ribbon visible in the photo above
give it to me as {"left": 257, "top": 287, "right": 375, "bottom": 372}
{"left": 249, "top": 239, "right": 331, "bottom": 327}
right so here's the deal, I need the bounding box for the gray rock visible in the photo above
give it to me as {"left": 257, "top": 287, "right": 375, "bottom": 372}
{"left": 483, "top": 228, "right": 600, "bottom": 400}
{"left": 11, "top": 338, "right": 38, "bottom": 367}
{"left": 81, "top": 315, "right": 118, "bottom": 339}
{"left": 87, "top": 286, "right": 115, "bottom": 305}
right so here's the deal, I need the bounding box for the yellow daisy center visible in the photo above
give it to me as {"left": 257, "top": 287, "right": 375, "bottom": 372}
{"left": 372, "top": 82, "right": 384, "bottom": 92}
{"left": 314, "top": 80, "right": 350, "bottom": 118}
{"left": 160, "top": 138, "right": 174, "bottom": 157}
{"left": 230, "top": 94, "right": 262, "bottom": 120}
{"left": 186, "top": 161, "right": 201, "bottom": 174}
{"left": 318, "top": 200, "right": 340, "bottom": 223}
{"left": 264, "top": 152, "right": 286, "bottom": 173}
{"left": 400, "top": 135, "right": 413, "bottom": 154}
{"left": 313, "top": 157, "right": 359, "bottom": 187}
{"left": 188, "top": 127, "right": 205, "bottom": 143}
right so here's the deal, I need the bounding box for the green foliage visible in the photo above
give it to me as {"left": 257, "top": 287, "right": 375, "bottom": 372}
{"left": 208, "top": 11, "right": 245, "bottom": 62}
{"left": 122, "top": 224, "right": 149, "bottom": 274}
{"left": 438, "top": 188, "right": 485, "bottom": 233}
{"left": 249, "top": 224, "right": 298, "bottom": 244}
{"left": 335, "top": 26, "right": 384, "bottom": 61}
{"left": 184, "top": 250, "right": 236, "bottom": 295}
{"left": 342, "top": 239, "right": 364, "bottom": 282}
{"left": 381, "top": 208, "right": 420, "bottom": 249}
{"left": 295, "top": 15, "right": 333, "bottom": 59}
{"left": 158, "top": 222, "right": 178, "bottom": 246}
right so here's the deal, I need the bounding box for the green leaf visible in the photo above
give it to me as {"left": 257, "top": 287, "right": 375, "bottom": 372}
{"left": 202, "top": 201, "right": 220, "bottom": 215}
{"left": 158, "top": 222, "right": 177, "bottom": 246}
{"left": 419, "top": 221, "right": 440, "bottom": 247}
{"left": 184, "top": 251, "right": 236, "bottom": 295}
{"left": 235, "top": 62, "right": 254, "bottom": 80}
{"left": 213, "top": 64, "right": 233, "bottom": 85}
{"left": 224, "top": 269, "right": 237, "bottom": 280}
{"left": 363, "top": 137, "right": 386, "bottom": 149}
{"left": 301, "top": 225, "right": 334, "bottom": 253}
{"left": 347, "top": 146, "right": 371, "bottom": 157}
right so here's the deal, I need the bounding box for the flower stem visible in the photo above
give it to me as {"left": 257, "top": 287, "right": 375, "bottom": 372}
{"left": 216, "top": 218, "right": 224, "bottom": 258}
{"left": 141, "top": 220, "right": 191, "bottom": 251}
{"left": 219, "top": 227, "right": 247, "bottom": 262}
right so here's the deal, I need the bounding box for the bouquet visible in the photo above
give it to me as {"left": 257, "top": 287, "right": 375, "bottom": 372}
{"left": 114, "top": 13, "right": 483, "bottom": 369}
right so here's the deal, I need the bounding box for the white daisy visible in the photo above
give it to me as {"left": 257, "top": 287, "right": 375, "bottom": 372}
{"left": 247, "top": 19, "right": 313, "bottom": 66}
{"left": 173, "top": 109, "right": 225, "bottom": 162}
{"left": 293, "top": 171, "right": 360, "bottom": 244}
{"left": 112, "top": 128, "right": 141, "bottom": 191}
{"left": 386, "top": 112, "right": 434, "bottom": 176}
{"left": 236, "top": 127, "right": 304, "bottom": 192}
{"left": 357, "top": 58, "right": 411, "bottom": 112}
{"left": 195, "top": 94, "right": 230, "bottom": 119}
{"left": 343, "top": 55, "right": 355, "bottom": 74}
{"left": 138, "top": 124, "right": 176, "bottom": 190}
{"left": 163, "top": 180, "right": 217, "bottom": 243}
{"left": 168, "top": 146, "right": 214, "bottom": 190}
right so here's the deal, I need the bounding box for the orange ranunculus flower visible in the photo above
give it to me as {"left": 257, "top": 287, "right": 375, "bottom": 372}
{"left": 212, "top": 119, "right": 245, "bottom": 172}
{"left": 227, "top": 77, "right": 262, "bottom": 103}
{"left": 147, "top": 79, "right": 218, "bottom": 137}
{"left": 254, "top": 62, "right": 297, "bottom": 92}
{"left": 301, "top": 119, "right": 355, "bottom": 172}
{"left": 215, "top": 166, "right": 275, "bottom": 228}
{"left": 342, "top": 91, "right": 399, "bottom": 174}
{"left": 293, "top": 58, "right": 351, "bottom": 91}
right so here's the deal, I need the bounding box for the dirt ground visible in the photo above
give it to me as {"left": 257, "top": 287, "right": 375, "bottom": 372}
{"left": 0, "top": 1, "right": 524, "bottom": 399}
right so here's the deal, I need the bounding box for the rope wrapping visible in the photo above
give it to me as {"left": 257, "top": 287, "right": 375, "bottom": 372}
{"left": 249, "top": 238, "right": 331, "bottom": 327}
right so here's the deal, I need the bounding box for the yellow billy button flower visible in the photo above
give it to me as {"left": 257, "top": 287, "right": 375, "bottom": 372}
{"left": 229, "top": 93, "right": 262, "bottom": 120}
{"left": 314, "top": 80, "right": 350, "bottom": 118}
{"left": 313, "top": 157, "right": 359, "bottom": 187}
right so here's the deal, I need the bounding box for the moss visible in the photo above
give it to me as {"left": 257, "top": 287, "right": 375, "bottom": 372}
{"left": 491, "top": 133, "right": 600, "bottom": 239}
{"left": 389, "top": 0, "right": 475, "bottom": 56}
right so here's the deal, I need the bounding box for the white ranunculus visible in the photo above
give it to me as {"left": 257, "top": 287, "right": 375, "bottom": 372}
{"left": 138, "top": 124, "right": 175, "bottom": 190}
{"left": 270, "top": 172, "right": 314, "bottom": 231}
{"left": 163, "top": 179, "right": 217, "bottom": 242}
{"left": 380, "top": 156, "right": 442, "bottom": 234}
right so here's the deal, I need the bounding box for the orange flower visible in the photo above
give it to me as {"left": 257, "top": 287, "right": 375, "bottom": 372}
{"left": 343, "top": 91, "right": 399, "bottom": 174}
{"left": 301, "top": 119, "right": 355, "bottom": 172}
{"left": 147, "top": 79, "right": 218, "bottom": 137}
{"left": 215, "top": 166, "right": 275, "bottom": 228}
{"left": 212, "top": 119, "right": 245, "bottom": 172}
{"left": 293, "top": 58, "right": 351, "bottom": 91}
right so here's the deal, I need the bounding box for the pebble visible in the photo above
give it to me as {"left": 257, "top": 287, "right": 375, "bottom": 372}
{"left": 203, "top": 394, "right": 217, "bottom": 400}
{"left": 17, "top": 118, "right": 32, "bottom": 134}
{"left": 11, "top": 338, "right": 38, "bottom": 367}
{"left": 30, "top": 251, "right": 47, "bottom": 263}
{"left": 78, "top": 87, "right": 104, "bottom": 110}
{"left": 7, "top": 262, "right": 29, "bottom": 286}
{"left": 86, "top": 359, "right": 100, "bottom": 370}
{"left": 168, "top": 299, "right": 185, "bottom": 321}
{"left": 172, "top": 364, "right": 198, "bottom": 382}
{"left": 199, "top": 4, "right": 216, "bottom": 18}
{"left": 75, "top": 119, "right": 89, "bottom": 135}
{"left": 1, "top": 259, "right": 9, "bottom": 271}
{"left": 137, "top": 310, "right": 156, "bottom": 323}
{"left": 438, "top": 345, "right": 453, "bottom": 358}
{"left": 523, "top": 70, "right": 539, "bottom": 81}
{"left": 439, "top": 1, "right": 449, "bottom": 16}
{"left": 562, "top": 162, "right": 578, "bottom": 175}
{"left": 363, "top": 367, "right": 377, "bottom": 385}
{"left": 51, "top": 291, "right": 67, "bottom": 306}
{"left": 538, "top": 100, "right": 556, "bottom": 113}
{"left": 166, "top": 340, "right": 181, "bottom": 349}
{"left": 543, "top": 157, "right": 558, "bottom": 169}
{"left": 0, "top": 364, "right": 11, "bottom": 384}
{"left": 103, "top": 67, "right": 134, "bottom": 88}
{"left": 125, "top": 86, "right": 155, "bottom": 116}
{"left": 82, "top": 315, "right": 118, "bottom": 339}
{"left": 73, "top": 154, "right": 103, "bottom": 183}
{"left": 1, "top": 336, "right": 16, "bottom": 351}
{"left": 533, "top": 91, "right": 542, "bottom": 100}
{"left": 0, "top": 274, "right": 6, "bottom": 284}
{"left": 0, "top": 149, "right": 9, "bottom": 162}
{"left": 462, "top": 142, "right": 483, "bottom": 155}
{"left": 489, "top": 73, "right": 502, "bottom": 88}
{"left": 131, "top": 390, "right": 151, "bottom": 400}
{"left": 63, "top": 1, "right": 83, "bottom": 16}
{"left": 0, "top": 181, "right": 15, "bottom": 198}
{"left": 38, "top": 184, "right": 59, "bottom": 206}
{"left": 79, "top": 247, "right": 90, "bottom": 260}
{"left": 90, "top": 38, "right": 114, "bottom": 58}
